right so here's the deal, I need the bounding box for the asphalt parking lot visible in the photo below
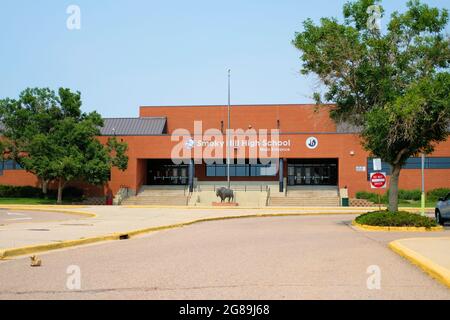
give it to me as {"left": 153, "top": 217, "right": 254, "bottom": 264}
{"left": 0, "top": 214, "right": 448, "bottom": 300}
{"left": 0, "top": 209, "right": 83, "bottom": 225}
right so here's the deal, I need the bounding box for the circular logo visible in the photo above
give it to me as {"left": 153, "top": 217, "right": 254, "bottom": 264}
{"left": 185, "top": 138, "right": 195, "bottom": 150}
{"left": 306, "top": 137, "right": 318, "bottom": 149}
{"left": 370, "top": 172, "right": 387, "bottom": 189}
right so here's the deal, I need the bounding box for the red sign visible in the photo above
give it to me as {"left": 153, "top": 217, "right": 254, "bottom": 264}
{"left": 370, "top": 172, "right": 387, "bottom": 189}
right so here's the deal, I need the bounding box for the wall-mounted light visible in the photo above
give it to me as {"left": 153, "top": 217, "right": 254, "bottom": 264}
{"left": 350, "top": 151, "right": 355, "bottom": 156}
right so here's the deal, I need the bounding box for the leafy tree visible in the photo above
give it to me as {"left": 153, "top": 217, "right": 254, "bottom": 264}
{"left": 0, "top": 88, "right": 128, "bottom": 204}
{"left": 293, "top": 0, "right": 450, "bottom": 211}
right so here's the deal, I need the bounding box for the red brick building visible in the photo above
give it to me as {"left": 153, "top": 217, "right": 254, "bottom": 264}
{"left": 1, "top": 104, "right": 449, "bottom": 199}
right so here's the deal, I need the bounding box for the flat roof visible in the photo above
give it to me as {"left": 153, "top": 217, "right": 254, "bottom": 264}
{"left": 139, "top": 103, "right": 336, "bottom": 108}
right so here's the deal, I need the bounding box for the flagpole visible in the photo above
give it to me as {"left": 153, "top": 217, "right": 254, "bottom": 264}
{"left": 227, "top": 69, "right": 231, "bottom": 189}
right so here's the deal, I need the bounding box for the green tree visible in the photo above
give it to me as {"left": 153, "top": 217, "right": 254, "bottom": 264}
{"left": 0, "top": 88, "right": 128, "bottom": 204}
{"left": 293, "top": 0, "right": 450, "bottom": 211}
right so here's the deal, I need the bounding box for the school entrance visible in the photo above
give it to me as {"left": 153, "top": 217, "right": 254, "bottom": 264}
{"left": 287, "top": 159, "right": 338, "bottom": 186}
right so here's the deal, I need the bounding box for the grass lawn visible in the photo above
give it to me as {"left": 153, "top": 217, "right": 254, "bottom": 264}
{"left": 368, "top": 200, "right": 436, "bottom": 208}
{"left": 0, "top": 197, "right": 72, "bottom": 205}
{"left": 398, "top": 200, "right": 437, "bottom": 208}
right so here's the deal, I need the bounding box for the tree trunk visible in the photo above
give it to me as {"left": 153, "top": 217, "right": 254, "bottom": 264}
{"left": 42, "top": 180, "right": 48, "bottom": 196}
{"left": 57, "top": 179, "right": 64, "bottom": 205}
{"left": 388, "top": 164, "right": 402, "bottom": 212}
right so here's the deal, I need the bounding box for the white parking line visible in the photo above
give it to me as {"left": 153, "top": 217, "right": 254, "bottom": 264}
{"left": 6, "top": 212, "right": 28, "bottom": 217}
{"left": 6, "top": 217, "right": 33, "bottom": 221}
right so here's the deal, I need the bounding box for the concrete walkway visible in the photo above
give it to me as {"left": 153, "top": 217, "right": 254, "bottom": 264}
{"left": 389, "top": 237, "right": 450, "bottom": 288}
{"left": 0, "top": 206, "right": 380, "bottom": 251}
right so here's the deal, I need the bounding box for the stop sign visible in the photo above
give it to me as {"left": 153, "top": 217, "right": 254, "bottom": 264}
{"left": 370, "top": 172, "right": 387, "bottom": 189}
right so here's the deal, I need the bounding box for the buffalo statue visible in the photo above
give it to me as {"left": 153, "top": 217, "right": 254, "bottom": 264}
{"left": 216, "top": 187, "right": 234, "bottom": 203}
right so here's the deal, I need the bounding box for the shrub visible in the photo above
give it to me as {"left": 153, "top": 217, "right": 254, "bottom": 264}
{"left": 0, "top": 185, "right": 43, "bottom": 198}
{"left": 355, "top": 211, "right": 437, "bottom": 228}
{"left": 427, "top": 188, "right": 450, "bottom": 201}
{"left": 397, "top": 189, "right": 421, "bottom": 201}
{"left": 356, "top": 188, "right": 429, "bottom": 203}
{"left": 0, "top": 185, "right": 84, "bottom": 200}
{"left": 355, "top": 191, "right": 387, "bottom": 203}
{"left": 63, "top": 186, "right": 84, "bottom": 199}
{"left": 47, "top": 187, "right": 84, "bottom": 200}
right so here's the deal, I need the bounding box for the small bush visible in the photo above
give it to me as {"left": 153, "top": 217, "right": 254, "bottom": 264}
{"left": 355, "top": 211, "right": 437, "bottom": 228}
{"left": 427, "top": 188, "right": 450, "bottom": 201}
{"left": 356, "top": 188, "right": 439, "bottom": 203}
{"left": 398, "top": 189, "right": 421, "bottom": 201}
{"left": 355, "top": 191, "right": 387, "bottom": 203}
{"left": 63, "top": 186, "right": 84, "bottom": 199}
{"left": 0, "top": 185, "right": 43, "bottom": 198}
{"left": 47, "top": 186, "right": 84, "bottom": 199}
{"left": 0, "top": 185, "right": 84, "bottom": 200}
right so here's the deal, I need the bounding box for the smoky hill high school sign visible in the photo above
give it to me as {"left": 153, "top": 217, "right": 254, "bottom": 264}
{"left": 173, "top": 130, "right": 320, "bottom": 163}
{"left": 184, "top": 137, "right": 319, "bottom": 151}
{"left": 172, "top": 122, "right": 320, "bottom": 156}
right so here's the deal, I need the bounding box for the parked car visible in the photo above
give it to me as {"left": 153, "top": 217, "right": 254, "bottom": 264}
{"left": 435, "top": 193, "right": 450, "bottom": 225}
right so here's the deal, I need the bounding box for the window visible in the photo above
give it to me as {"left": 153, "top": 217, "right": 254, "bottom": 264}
{"left": 206, "top": 161, "right": 277, "bottom": 177}
{"left": 428, "top": 158, "right": 450, "bottom": 169}
{"left": 403, "top": 157, "right": 422, "bottom": 169}
{"left": 367, "top": 157, "right": 450, "bottom": 180}
{"left": 0, "top": 160, "right": 22, "bottom": 171}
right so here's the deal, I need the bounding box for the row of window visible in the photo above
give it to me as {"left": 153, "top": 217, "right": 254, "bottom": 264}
{"left": 206, "top": 163, "right": 277, "bottom": 177}
{"left": 367, "top": 157, "right": 450, "bottom": 179}
{"left": 0, "top": 160, "right": 23, "bottom": 172}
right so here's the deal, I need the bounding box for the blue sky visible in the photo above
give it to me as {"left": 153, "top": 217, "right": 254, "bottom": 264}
{"left": 1, "top": 0, "right": 449, "bottom": 117}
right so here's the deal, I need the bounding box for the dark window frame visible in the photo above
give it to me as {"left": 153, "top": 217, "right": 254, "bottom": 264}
{"left": 367, "top": 157, "right": 450, "bottom": 180}
{"left": 205, "top": 162, "right": 277, "bottom": 177}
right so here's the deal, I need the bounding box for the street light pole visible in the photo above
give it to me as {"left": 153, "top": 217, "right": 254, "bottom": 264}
{"left": 421, "top": 152, "right": 425, "bottom": 216}
{"left": 227, "top": 69, "right": 231, "bottom": 189}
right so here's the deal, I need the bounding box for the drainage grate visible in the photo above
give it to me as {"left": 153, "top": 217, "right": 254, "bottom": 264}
{"left": 119, "top": 234, "right": 130, "bottom": 240}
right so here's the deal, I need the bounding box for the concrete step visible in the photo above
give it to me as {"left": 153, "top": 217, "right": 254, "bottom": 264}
{"left": 122, "top": 187, "right": 189, "bottom": 205}
{"left": 268, "top": 196, "right": 340, "bottom": 207}
{"left": 286, "top": 191, "right": 339, "bottom": 197}
{"left": 123, "top": 198, "right": 188, "bottom": 206}
{"left": 139, "top": 185, "right": 186, "bottom": 191}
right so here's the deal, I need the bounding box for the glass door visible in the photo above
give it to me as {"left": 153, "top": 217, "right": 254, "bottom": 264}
{"left": 287, "top": 159, "right": 338, "bottom": 186}
{"left": 147, "top": 160, "right": 189, "bottom": 185}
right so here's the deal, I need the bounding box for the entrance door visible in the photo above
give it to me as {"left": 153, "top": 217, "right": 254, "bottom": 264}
{"left": 288, "top": 159, "right": 338, "bottom": 186}
{"left": 147, "top": 160, "right": 189, "bottom": 185}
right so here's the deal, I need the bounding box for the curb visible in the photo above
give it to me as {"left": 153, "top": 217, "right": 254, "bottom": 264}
{"left": 123, "top": 205, "right": 374, "bottom": 210}
{"left": 0, "top": 212, "right": 358, "bottom": 260}
{"left": 389, "top": 240, "right": 450, "bottom": 289}
{"left": 351, "top": 221, "right": 444, "bottom": 232}
{"left": 123, "top": 205, "right": 433, "bottom": 212}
